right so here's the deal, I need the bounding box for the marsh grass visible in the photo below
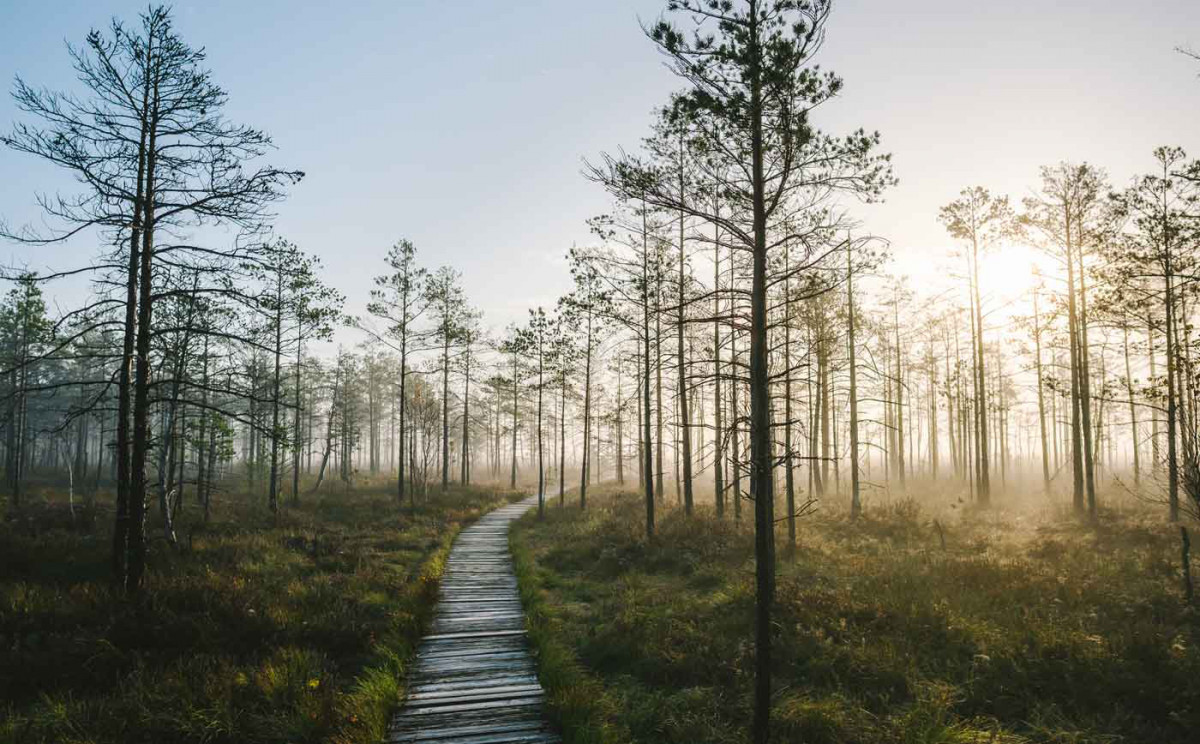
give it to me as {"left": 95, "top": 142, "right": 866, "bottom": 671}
{"left": 0, "top": 478, "right": 524, "bottom": 744}
{"left": 512, "top": 485, "right": 1200, "bottom": 743}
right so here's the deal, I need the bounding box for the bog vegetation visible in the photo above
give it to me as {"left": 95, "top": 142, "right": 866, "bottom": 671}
{"left": 2, "top": 482, "right": 524, "bottom": 744}
{"left": 1, "top": 2, "right": 1199, "bottom": 743}
{"left": 514, "top": 486, "right": 1199, "bottom": 744}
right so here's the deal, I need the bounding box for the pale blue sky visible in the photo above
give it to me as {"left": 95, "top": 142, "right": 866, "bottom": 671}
{"left": 2, "top": 0, "right": 1198, "bottom": 334}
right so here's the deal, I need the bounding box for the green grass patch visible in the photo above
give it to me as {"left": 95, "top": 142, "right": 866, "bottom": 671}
{"left": 0, "top": 479, "right": 524, "bottom": 744}
{"left": 511, "top": 486, "right": 1200, "bottom": 744}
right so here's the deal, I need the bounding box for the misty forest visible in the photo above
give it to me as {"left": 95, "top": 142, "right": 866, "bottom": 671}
{"left": 2, "top": 2, "right": 1199, "bottom": 743}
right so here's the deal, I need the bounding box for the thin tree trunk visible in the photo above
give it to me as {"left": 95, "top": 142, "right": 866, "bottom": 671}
{"left": 848, "top": 238, "right": 861, "bottom": 519}
{"left": 113, "top": 38, "right": 152, "bottom": 588}
{"left": 1165, "top": 247, "right": 1181, "bottom": 522}
{"left": 268, "top": 273, "right": 284, "bottom": 513}
{"left": 970, "top": 237, "right": 990, "bottom": 505}
{"left": 641, "top": 197, "right": 656, "bottom": 538}
{"left": 126, "top": 85, "right": 159, "bottom": 595}
{"left": 580, "top": 309, "right": 593, "bottom": 509}
{"left": 462, "top": 343, "right": 471, "bottom": 486}
{"left": 442, "top": 334, "right": 450, "bottom": 492}
{"left": 1123, "top": 324, "right": 1141, "bottom": 489}
{"left": 1076, "top": 241, "right": 1098, "bottom": 518}
{"left": 292, "top": 316, "right": 304, "bottom": 505}
{"left": 676, "top": 143, "right": 694, "bottom": 514}
{"left": 537, "top": 334, "right": 545, "bottom": 519}
{"left": 783, "top": 240, "right": 795, "bottom": 548}
{"left": 1034, "top": 290, "right": 1051, "bottom": 495}
{"left": 894, "top": 299, "right": 906, "bottom": 491}
{"left": 747, "top": 34, "right": 775, "bottom": 742}
{"left": 713, "top": 205, "right": 724, "bottom": 517}
{"left": 511, "top": 349, "right": 519, "bottom": 490}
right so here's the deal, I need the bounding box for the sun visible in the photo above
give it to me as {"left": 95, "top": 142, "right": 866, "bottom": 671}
{"left": 977, "top": 241, "right": 1056, "bottom": 323}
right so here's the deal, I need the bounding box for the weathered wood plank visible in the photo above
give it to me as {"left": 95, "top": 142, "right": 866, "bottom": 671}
{"left": 422, "top": 628, "right": 526, "bottom": 642}
{"left": 415, "top": 637, "right": 526, "bottom": 656}
{"left": 409, "top": 674, "right": 541, "bottom": 696}
{"left": 397, "top": 695, "right": 545, "bottom": 717}
{"left": 390, "top": 707, "right": 545, "bottom": 736}
{"left": 407, "top": 683, "right": 544, "bottom": 703}
{"left": 390, "top": 713, "right": 550, "bottom": 742}
{"left": 392, "top": 726, "right": 557, "bottom": 744}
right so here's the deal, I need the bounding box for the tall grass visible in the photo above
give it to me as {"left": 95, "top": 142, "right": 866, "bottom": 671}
{"left": 0, "top": 478, "right": 524, "bottom": 744}
{"left": 512, "top": 486, "right": 1200, "bottom": 744}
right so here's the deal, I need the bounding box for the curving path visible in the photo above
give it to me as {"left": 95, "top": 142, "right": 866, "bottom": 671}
{"left": 387, "top": 495, "right": 559, "bottom": 744}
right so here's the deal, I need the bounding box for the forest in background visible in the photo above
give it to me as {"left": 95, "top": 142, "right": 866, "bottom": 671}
{"left": 2, "top": 2, "right": 1200, "bottom": 743}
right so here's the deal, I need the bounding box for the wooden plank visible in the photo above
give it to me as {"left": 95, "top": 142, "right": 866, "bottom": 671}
{"left": 397, "top": 695, "right": 545, "bottom": 717}
{"left": 393, "top": 727, "right": 557, "bottom": 744}
{"left": 415, "top": 638, "right": 527, "bottom": 655}
{"left": 414, "top": 647, "right": 529, "bottom": 664}
{"left": 407, "top": 683, "right": 544, "bottom": 704}
{"left": 413, "top": 657, "right": 536, "bottom": 676}
{"left": 421, "top": 628, "right": 526, "bottom": 642}
{"left": 409, "top": 674, "right": 541, "bottom": 696}
{"left": 390, "top": 707, "right": 545, "bottom": 736}
{"left": 390, "top": 712, "right": 548, "bottom": 741}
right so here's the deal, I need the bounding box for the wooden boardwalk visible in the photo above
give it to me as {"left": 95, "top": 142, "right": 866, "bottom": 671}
{"left": 387, "top": 495, "right": 559, "bottom": 744}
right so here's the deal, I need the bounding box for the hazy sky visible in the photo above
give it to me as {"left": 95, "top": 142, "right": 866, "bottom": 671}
{"left": 2, "top": 0, "right": 1198, "bottom": 337}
